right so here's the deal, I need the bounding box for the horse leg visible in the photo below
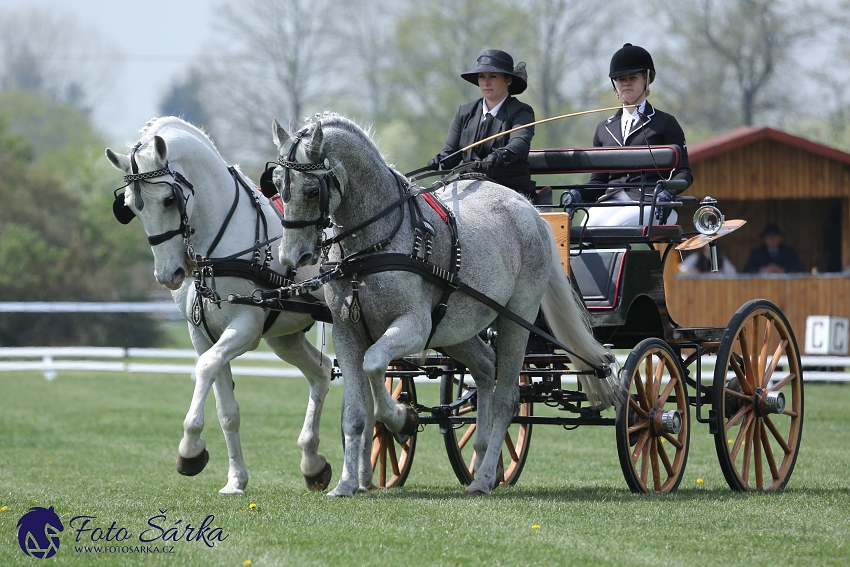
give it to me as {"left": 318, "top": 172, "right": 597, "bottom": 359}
{"left": 176, "top": 324, "right": 215, "bottom": 476}
{"left": 441, "top": 337, "right": 496, "bottom": 479}
{"left": 466, "top": 322, "right": 528, "bottom": 496}
{"left": 178, "top": 314, "right": 263, "bottom": 495}
{"left": 327, "top": 325, "right": 371, "bottom": 497}
{"left": 211, "top": 366, "right": 248, "bottom": 495}
{"left": 361, "top": 314, "right": 429, "bottom": 436}
{"left": 264, "top": 331, "right": 333, "bottom": 491}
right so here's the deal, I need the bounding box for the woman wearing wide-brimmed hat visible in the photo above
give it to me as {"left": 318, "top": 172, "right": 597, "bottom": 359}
{"left": 428, "top": 49, "right": 537, "bottom": 199}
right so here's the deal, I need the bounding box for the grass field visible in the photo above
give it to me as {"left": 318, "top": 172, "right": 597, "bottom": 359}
{"left": 1, "top": 370, "right": 849, "bottom": 566}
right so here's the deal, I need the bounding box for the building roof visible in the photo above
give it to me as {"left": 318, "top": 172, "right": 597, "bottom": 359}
{"left": 688, "top": 126, "right": 850, "bottom": 166}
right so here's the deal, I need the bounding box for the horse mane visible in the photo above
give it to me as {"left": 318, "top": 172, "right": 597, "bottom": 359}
{"left": 135, "top": 116, "right": 223, "bottom": 161}
{"left": 300, "top": 112, "right": 387, "bottom": 166}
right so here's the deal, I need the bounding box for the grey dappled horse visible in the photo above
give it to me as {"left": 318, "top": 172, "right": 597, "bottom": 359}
{"left": 271, "top": 114, "right": 619, "bottom": 496}
{"left": 105, "top": 117, "right": 332, "bottom": 495}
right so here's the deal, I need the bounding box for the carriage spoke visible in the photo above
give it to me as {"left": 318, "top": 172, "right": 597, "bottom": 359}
{"left": 761, "top": 337, "right": 784, "bottom": 388}
{"left": 504, "top": 431, "right": 519, "bottom": 462}
{"left": 658, "top": 375, "right": 677, "bottom": 406}
{"left": 640, "top": 434, "right": 650, "bottom": 484}
{"left": 628, "top": 422, "right": 649, "bottom": 436}
{"left": 628, "top": 396, "right": 650, "bottom": 419}
{"left": 658, "top": 440, "right": 675, "bottom": 477}
{"left": 757, "top": 320, "right": 772, "bottom": 386}
{"left": 388, "top": 438, "right": 400, "bottom": 476}
{"left": 725, "top": 388, "right": 752, "bottom": 403}
{"left": 760, "top": 421, "right": 780, "bottom": 481}
{"left": 754, "top": 418, "right": 764, "bottom": 490}
{"left": 653, "top": 354, "right": 665, "bottom": 401}
{"left": 392, "top": 379, "right": 404, "bottom": 398}
{"left": 729, "top": 355, "right": 747, "bottom": 387}
{"left": 724, "top": 404, "right": 750, "bottom": 431}
{"left": 730, "top": 413, "right": 754, "bottom": 461}
{"left": 458, "top": 423, "right": 476, "bottom": 450}
{"left": 770, "top": 371, "right": 796, "bottom": 392}
{"left": 661, "top": 432, "right": 683, "bottom": 449}
{"left": 739, "top": 328, "right": 756, "bottom": 394}
{"left": 631, "top": 429, "right": 650, "bottom": 466}
{"left": 650, "top": 439, "right": 661, "bottom": 491}
{"left": 741, "top": 420, "right": 754, "bottom": 485}
{"left": 635, "top": 361, "right": 649, "bottom": 410}
{"left": 764, "top": 415, "right": 791, "bottom": 454}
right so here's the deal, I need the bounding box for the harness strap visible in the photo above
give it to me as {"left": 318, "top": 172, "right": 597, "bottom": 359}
{"left": 324, "top": 253, "right": 607, "bottom": 375}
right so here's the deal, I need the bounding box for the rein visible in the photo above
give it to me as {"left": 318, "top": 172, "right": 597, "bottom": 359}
{"left": 271, "top": 132, "right": 608, "bottom": 375}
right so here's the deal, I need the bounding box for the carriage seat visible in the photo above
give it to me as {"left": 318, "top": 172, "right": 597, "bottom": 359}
{"left": 528, "top": 146, "right": 680, "bottom": 174}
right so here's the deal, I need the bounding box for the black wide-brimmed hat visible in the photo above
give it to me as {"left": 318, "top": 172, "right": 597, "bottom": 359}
{"left": 461, "top": 49, "right": 528, "bottom": 95}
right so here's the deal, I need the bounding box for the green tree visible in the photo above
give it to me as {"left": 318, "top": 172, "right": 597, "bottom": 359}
{"left": 0, "top": 94, "right": 162, "bottom": 346}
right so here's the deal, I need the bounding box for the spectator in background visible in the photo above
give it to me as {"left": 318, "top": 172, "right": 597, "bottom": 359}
{"left": 743, "top": 223, "right": 804, "bottom": 274}
{"left": 679, "top": 244, "right": 737, "bottom": 275}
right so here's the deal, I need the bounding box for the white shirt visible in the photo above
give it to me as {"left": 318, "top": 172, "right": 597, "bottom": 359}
{"left": 621, "top": 100, "right": 646, "bottom": 140}
{"left": 482, "top": 95, "right": 508, "bottom": 117}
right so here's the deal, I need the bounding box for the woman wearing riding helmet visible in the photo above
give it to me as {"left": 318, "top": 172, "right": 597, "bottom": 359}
{"left": 427, "top": 49, "right": 540, "bottom": 201}
{"left": 568, "top": 43, "right": 692, "bottom": 226}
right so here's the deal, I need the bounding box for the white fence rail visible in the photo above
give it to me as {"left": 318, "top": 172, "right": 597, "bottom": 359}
{"left": 1, "top": 347, "right": 848, "bottom": 383}
{"left": 0, "top": 347, "right": 305, "bottom": 380}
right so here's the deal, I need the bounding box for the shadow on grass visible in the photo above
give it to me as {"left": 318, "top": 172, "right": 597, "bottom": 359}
{"left": 361, "top": 484, "right": 850, "bottom": 503}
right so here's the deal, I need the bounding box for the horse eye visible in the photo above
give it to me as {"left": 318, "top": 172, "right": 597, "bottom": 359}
{"left": 307, "top": 188, "right": 319, "bottom": 200}
{"left": 164, "top": 195, "right": 175, "bottom": 207}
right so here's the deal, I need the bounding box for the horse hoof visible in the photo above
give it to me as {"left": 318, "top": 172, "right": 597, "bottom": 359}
{"left": 400, "top": 407, "right": 419, "bottom": 436}
{"left": 465, "top": 489, "right": 489, "bottom": 497}
{"left": 176, "top": 449, "right": 209, "bottom": 476}
{"left": 304, "top": 462, "right": 333, "bottom": 491}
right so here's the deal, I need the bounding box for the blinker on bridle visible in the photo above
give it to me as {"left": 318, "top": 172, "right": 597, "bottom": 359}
{"left": 260, "top": 130, "right": 334, "bottom": 230}
{"left": 112, "top": 141, "right": 195, "bottom": 246}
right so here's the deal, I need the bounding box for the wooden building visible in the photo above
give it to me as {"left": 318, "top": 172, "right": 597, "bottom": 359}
{"left": 664, "top": 126, "right": 850, "bottom": 336}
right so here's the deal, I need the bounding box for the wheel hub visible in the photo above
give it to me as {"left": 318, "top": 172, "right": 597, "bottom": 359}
{"left": 650, "top": 408, "right": 682, "bottom": 436}
{"left": 755, "top": 388, "right": 785, "bottom": 416}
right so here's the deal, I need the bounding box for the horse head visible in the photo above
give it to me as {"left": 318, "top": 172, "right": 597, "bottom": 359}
{"left": 106, "top": 133, "right": 194, "bottom": 290}
{"left": 272, "top": 117, "right": 343, "bottom": 268}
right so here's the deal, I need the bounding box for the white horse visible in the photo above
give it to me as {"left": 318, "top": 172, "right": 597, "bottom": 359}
{"left": 105, "top": 117, "right": 333, "bottom": 495}
{"left": 271, "top": 114, "right": 620, "bottom": 496}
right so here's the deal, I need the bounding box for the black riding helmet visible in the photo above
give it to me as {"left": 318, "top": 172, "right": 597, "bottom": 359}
{"left": 609, "top": 43, "right": 655, "bottom": 83}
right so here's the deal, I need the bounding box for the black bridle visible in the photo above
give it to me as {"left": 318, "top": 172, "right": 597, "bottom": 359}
{"left": 260, "top": 129, "right": 335, "bottom": 231}
{"left": 112, "top": 142, "right": 195, "bottom": 247}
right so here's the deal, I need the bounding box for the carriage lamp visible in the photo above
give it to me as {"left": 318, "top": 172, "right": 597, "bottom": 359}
{"left": 693, "top": 196, "right": 724, "bottom": 235}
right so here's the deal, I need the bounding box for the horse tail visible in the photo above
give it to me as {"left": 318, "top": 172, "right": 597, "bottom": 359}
{"left": 539, "top": 224, "right": 622, "bottom": 410}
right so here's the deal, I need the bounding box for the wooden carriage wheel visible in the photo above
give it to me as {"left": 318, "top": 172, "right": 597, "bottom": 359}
{"left": 615, "top": 338, "right": 690, "bottom": 493}
{"left": 370, "top": 373, "right": 417, "bottom": 488}
{"left": 712, "top": 300, "right": 803, "bottom": 491}
{"left": 440, "top": 369, "right": 532, "bottom": 486}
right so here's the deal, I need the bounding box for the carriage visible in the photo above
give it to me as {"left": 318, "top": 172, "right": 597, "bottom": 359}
{"left": 314, "top": 143, "right": 804, "bottom": 495}
{"left": 109, "top": 116, "right": 802, "bottom": 497}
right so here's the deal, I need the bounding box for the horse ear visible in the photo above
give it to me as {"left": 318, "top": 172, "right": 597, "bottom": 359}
{"left": 272, "top": 118, "right": 289, "bottom": 151}
{"left": 305, "top": 122, "right": 324, "bottom": 162}
{"left": 153, "top": 135, "right": 168, "bottom": 165}
{"left": 105, "top": 148, "right": 131, "bottom": 172}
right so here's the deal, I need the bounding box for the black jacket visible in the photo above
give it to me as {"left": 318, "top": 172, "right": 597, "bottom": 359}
{"left": 437, "top": 96, "right": 535, "bottom": 194}
{"left": 743, "top": 244, "right": 805, "bottom": 274}
{"left": 585, "top": 102, "right": 692, "bottom": 202}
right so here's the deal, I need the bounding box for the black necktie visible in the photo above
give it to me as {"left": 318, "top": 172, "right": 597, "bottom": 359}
{"left": 474, "top": 113, "right": 494, "bottom": 158}
{"left": 476, "top": 113, "right": 494, "bottom": 142}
